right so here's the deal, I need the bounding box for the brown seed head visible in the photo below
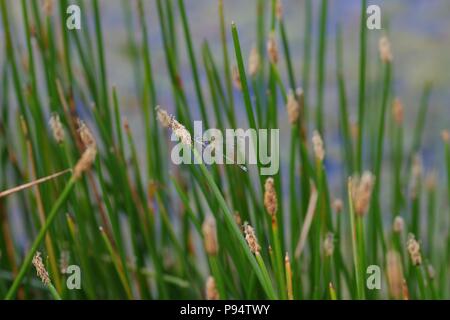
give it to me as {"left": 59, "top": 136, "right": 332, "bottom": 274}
{"left": 332, "top": 198, "right": 343, "bottom": 214}
{"left": 379, "top": 36, "right": 393, "bottom": 63}
{"left": 406, "top": 234, "right": 422, "bottom": 266}
{"left": 73, "top": 145, "right": 97, "bottom": 179}
{"left": 276, "top": 0, "right": 283, "bottom": 20}
{"left": 442, "top": 130, "right": 449, "bottom": 143}
{"left": 32, "top": 252, "right": 51, "bottom": 286}
{"left": 248, "top": 47, "right": 260, "bottom": 77}
{"left": 77, "top": 120, "right": 96, "bottom": 149}
{"left": 392, "top": 98, "right": 404, "bottom": 125}
{"left": 49, "top": 114, "right": 65, "bottom": 144}
{"left": 393, "top": 216, "right": 404, "bottom": 233}
{"left": 386, "top": 250, "right": 404, "bottom": 299}
{"left": 286, "top": 90, "right": 300, "bottom": 124}
{"left": 155, "top": 105, "right": 172, "bottom": 128}
{"left": 323, "top": 232, "right": 334, "bottom": 257}
{"left": 59, "top": 250, "right": 70, "bottom": 274}
{"left": 202, "top": 216, "right": 218, "bottom": 255}
{"left": 410, "top": 155, "right": 422, "bottom": 199}
{"left": 234, "top": 211, "right": 242, "bottom": 226}
{"left": 244, "top": 223, "right": 260, "bottom": 255}
{"left": 267, "top": 32, "right": 279, "bottom": 64}
{"left": 43, "top": 0, "right": 54, "bottom": 16}
{"left": 206, "top": 276, "right": 219, "bottom": 300}
{"left": 156, "top": 106, "right": 192, "bottom": 146}
{"left": 426, "top": 171, "right": 437, "bottom": 191}
{"left": 232, "top": 65, "right": 242, "bottom": 90}
{"left": 264, "top": 177, "right": 278, "bottom": 217}
{"left": 312, "top": 130, "right": 325, "bottom": 161}
{"left": 349, "top": 171, "right": 375, "bottom": 216}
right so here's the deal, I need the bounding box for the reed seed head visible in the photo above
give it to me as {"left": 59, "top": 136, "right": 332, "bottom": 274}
{"left": 402, "top": 279, "right": 410, "bottom": 300}
{"left": 323, "top": 232, "right": 334, "bottom": 257}
{"left": 350, "top": 120, "right": 359, "bottom": 140}
{"left": 232, "top": 65, "right": 242, "bottom": 90}
{"left": 393, "top": 216, "right": 404, "bottom": 233}
{"left": 49, "top": 114, "right": 65, "bottom": 144}
{"left": 392, "top": 98, "right": 404, "bottom": 125}
{"left": 442, "top": 130, "right": 449, "bottom": 143}
{"left": 426, "top": 171, "right": 437, "bottom": 191}
{"left": 202, "top": 216, "right": 218, "bottom": 255}
{"left": 73, "top": 145, "right": 97, "bottom": 179}
{"left": 155, "top": 106, "right": 192, "bottom": 146}
{"left": 379, "top": 36, "right": 393, "bottom": 63}
{"left": 349, "top": 171, "right": 375, "bottom": 216}
{"left": 205, "top": 276, "right": 219, "bottom": 300}
{"left": 267, "top": 32, "right": 279, "bottom": 64}
{"left": 410, "top": 154, "right": 422, "bottom": 199}
{"left": 155, "top": 105, "right": 172, "bottom": 128}
{"left": 43, "top": 0, "right": 54, "bottom": 16}
{"left": 32, "top": 252, "right": 51, "bottom": 286}
{"left": 248, "top": 47, "right": 260, "bottom": 77}
{"left": 386, "top": 250, "right": 404, "bottom": 299}
{"left": 406, "top": 234, "right": 422, "bottom": 266}
{"left": 264, "top": 177, "right": 278, "bottom": 217}
{"left": 77, "top": 119, "right": 96, "bottom": 149}
{"left": 234, "top": 211, "right": 242, "bottom": 227}
{"left": 286, "top": 90, "right": 300, "bottom": 124}
{"left": 332, "top": 198, "right": 343, "bottom": 214}
{"left": 59, "top": 250, "right": 70, "bottom": 273}
{"left": 276, "top": 0, "right": 283, "bottom": 20}
{"left": 244, "top": 223, "right": 260, "bottom": 255}
{"left": 312, "top": 130, "right": 325, "bottom": 162}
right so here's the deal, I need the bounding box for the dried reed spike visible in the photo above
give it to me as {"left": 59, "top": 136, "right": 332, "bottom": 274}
{"left": 264, "top": 177, "right": 278, "bottom": 218}
{"left": 323, "top": 232, "right": 334, "bottom": 257}
{"left": 276, "top": 0, "right": 283, "bottom": 20}
{"left": 243, "top": 223, "right": 260, "bottom": 255}
{"left": 295, "top": 184, "right": 318, "bottom": 258}
{"left": 234, "top": 211, "right": 242, "bottom": 227}
{"left": 267, "top": 32, "right": 279, "bottom": 64}
{"left": 442, "top": 130, "right": 449, "bottom": 143}
{"left": 332, "top": 198, "right": 343, "bottom": 214}
{"left": 286, "top": 90, "right": 300, "bottom": 124}
{"left": 349, "top": 171, "right": 375, "bottom": 216}
{"left": 77, "top": 119, "right": 96, "bottom": 149}
{"left": 32, "top": 252, "right": 51, "bottom": 286}
{"left": 406, "top": 234, "right": 422, "bottom": 266}
{"left": 379, "top": 36, "right": 393, "bottom": 63}
{"left": 392, "top": 98, "right": 404, "bottom": 125}
{"left": 59, "top": 250, "right": 70, "bottom": 274}
{"left": 285, "top": 253, "right": 293, "bottom": 300}
{"left": 73, "top": 146, "right": 97, "bottom": 180}
{"left": 312, "top": 130, "right": 325, "bottom": 161}
{"left": 386, "top": 250, "right": 404, "bottom": 299}
{"left": 206, "top": 276, "right": 219, "bottom": 300}
{"left": 0, "top": 168, "right": 72, "bottom": 199}
{"left": 248, "top": 47, "right": 260, "bottom": 77}
{"left": 410, "top": 154, "right": 422, "bottom": 199}
{"left": 49, "top": 114, "right": 65, "bottom": 144}
{"left": 43, "top": 0, "right": 54, "bottom": 16}
{"left": 393, "top": 216, "right": 404, "bottom": 233}
{"left": 202, "top": 216, "right": 218, "bottom": 255}
{"left": 155, "top": 106, "right": 192, "bottom": 146}
{"left": 426, "top": 171, "right": 437, "bottom": 191}
{"left": 402, "top": 279, "right": 410, "bottom": 300}
{"left": 232, "top": 65, "right": 242, "bottom": 90}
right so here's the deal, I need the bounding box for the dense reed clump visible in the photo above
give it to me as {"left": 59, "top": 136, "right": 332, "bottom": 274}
{"left": 0, "top": 0, "right": 448, "bottom": 300}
